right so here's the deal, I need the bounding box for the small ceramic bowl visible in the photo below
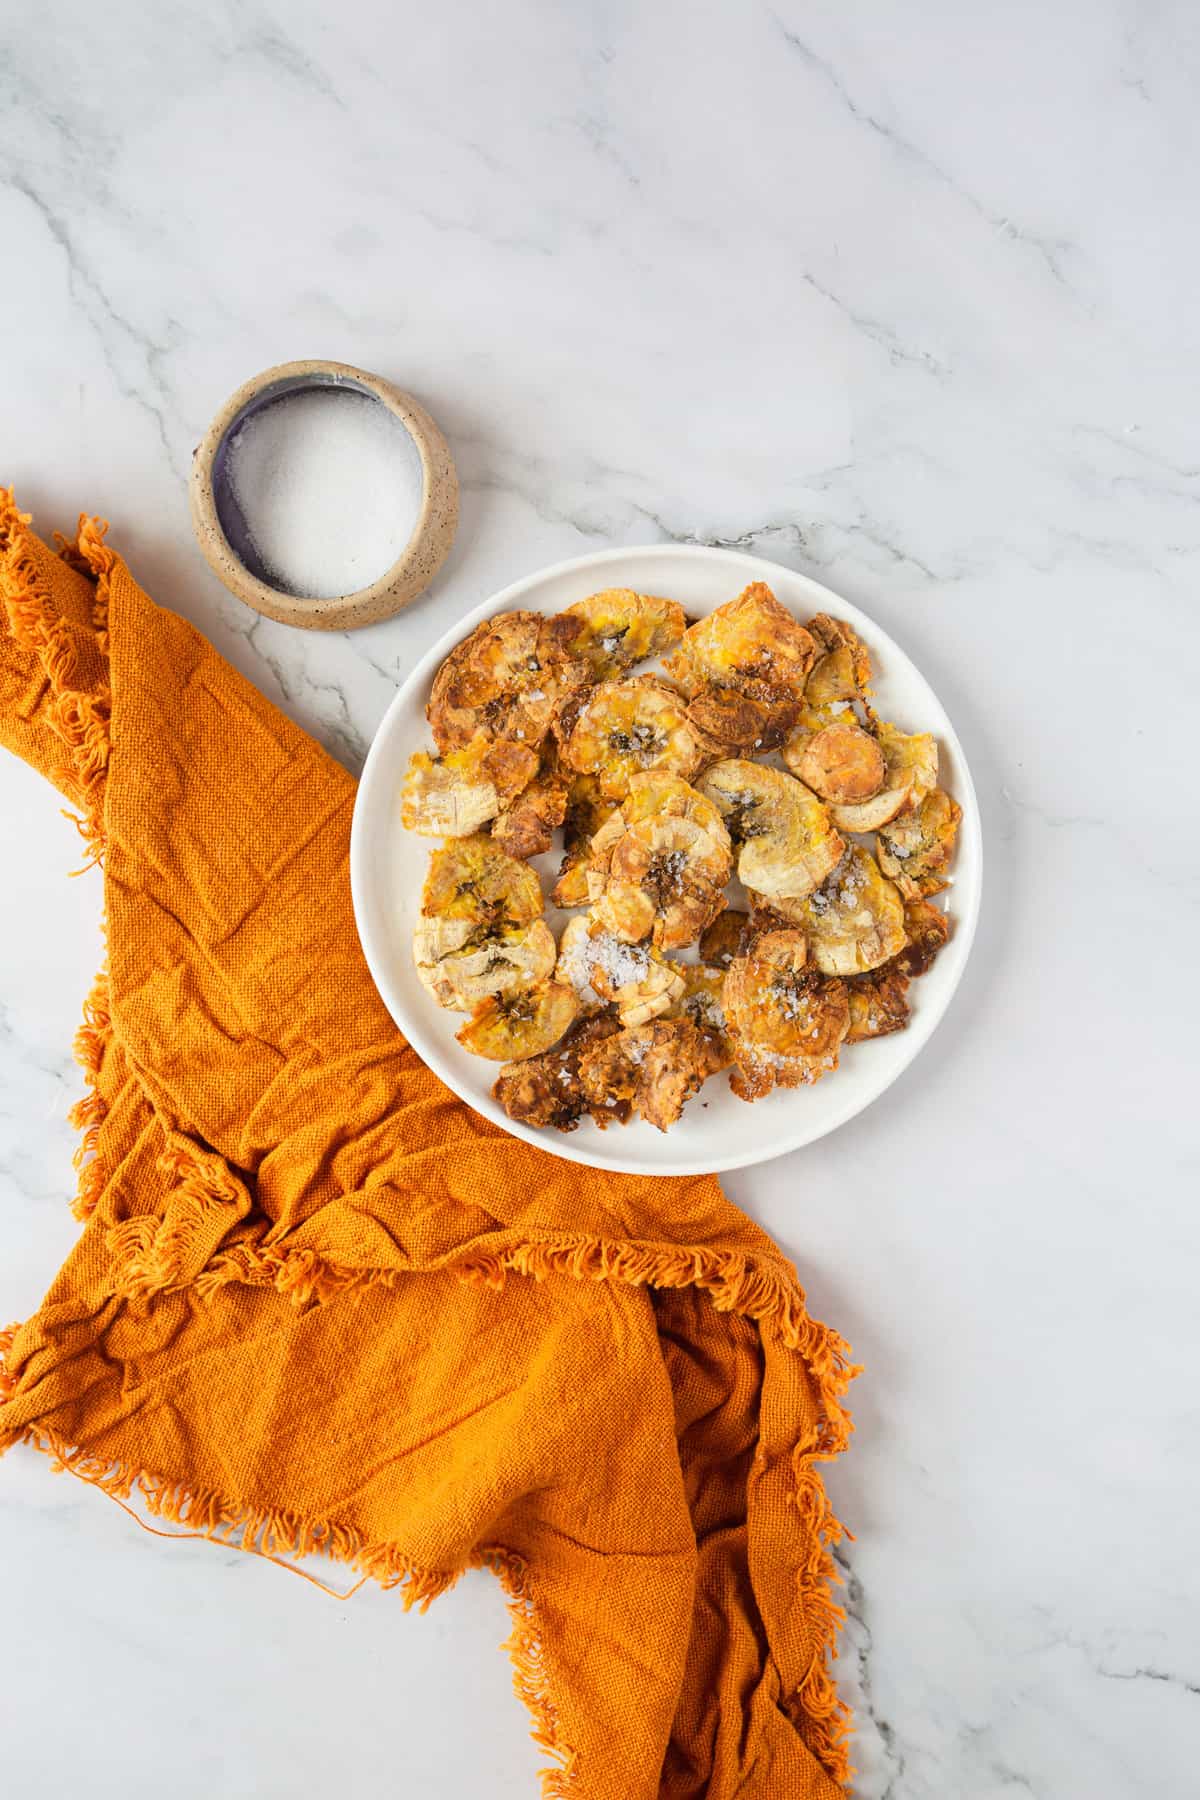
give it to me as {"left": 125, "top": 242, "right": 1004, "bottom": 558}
{"left": 189, "top": 358, "right": 459, "bottom": 631}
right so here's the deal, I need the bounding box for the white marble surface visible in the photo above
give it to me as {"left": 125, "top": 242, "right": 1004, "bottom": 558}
{"left": 2, "top": 1, "right": 1198, "bottom": 1793}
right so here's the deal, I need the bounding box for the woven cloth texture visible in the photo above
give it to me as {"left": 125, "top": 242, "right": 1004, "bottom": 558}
{"left": 0, "top": 492, "right": 856, "bottom": 1798}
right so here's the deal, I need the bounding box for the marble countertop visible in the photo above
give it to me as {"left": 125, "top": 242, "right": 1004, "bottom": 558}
{"left": 2, "top": 3, "right": 1197, "bottom": 1794}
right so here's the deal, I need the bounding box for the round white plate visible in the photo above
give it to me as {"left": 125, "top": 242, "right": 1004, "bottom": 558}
{"left": 351, "top": 545, "right": 982, "bottom": 1176}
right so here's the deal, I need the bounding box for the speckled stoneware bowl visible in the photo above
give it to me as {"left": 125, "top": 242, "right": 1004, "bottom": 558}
{"left": 189, "top": 359, "right": 459, "bottom": 631}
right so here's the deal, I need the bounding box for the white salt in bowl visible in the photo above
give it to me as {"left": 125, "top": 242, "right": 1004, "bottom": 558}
{"left": 189, "top": 359, "right": 459, "bottom": 631}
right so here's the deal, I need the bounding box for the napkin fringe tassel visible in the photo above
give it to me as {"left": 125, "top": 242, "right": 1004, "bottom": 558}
{"left": 67, "top": 960, "right": 112, "bottom": 1220}
{"left": 2, "top": 495, "right": 113, "bottom": 1218}
{"left": 0, "top": 492, "right": 111, "bottom": 872}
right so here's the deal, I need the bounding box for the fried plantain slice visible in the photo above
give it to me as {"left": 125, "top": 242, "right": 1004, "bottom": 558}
{"left": 698, "top": 908, "right": 756, "bottom": 970}
{"left": 456, "top": 980, "right": 579, "bottom": 1061}
{"left": 550, "top": 774, "right": 618, "bottom": 908}
{"left": 414, "top": 918, "right": 557, "bottom": 1012}
{"left": 490, "top": 769, "right": 569, "bottom": 861}
{"left": 697, "top": 759, "right": 844, "bottom": 901}
{"left": 842, "top": 893, "right": 950, "bottom": 1039}
{"left": 590, "top": 813, "right": 731, "bottom": 951}
{"left": 684, "top": 687, "right": 781, "bottom": 758}
{"left": 804, "top": 614, "right": 873, "bottom": 706}
{"left": 608, "top": 770, "right": 728, "bottom": 839}
{"left": 428, "top": 610, "right": 588, "bottom": 756}
{"left": 827, "top": 720, "right": 938, "bottom": 833}
{"left": 557, "top": 914, "right": 688, "bottom": 1027}
{"left": 480, "top": 737, "right": 542, "bottom": 801}
{"left": 789, "top": 721, "right": 886, "bottom": 806}
{"left": 402, "top": 736, "right": 501, "bottom": 838}
{"left": 723, "top": 929, "right": 850, "bottom": 1099}
{"left": 666, "top": 965, "right": 734, "bottom": 1072}
{"left": 845, "top": 965, "right": 911, "bottom": 1042}
{"left": 553, "top": 914, "right": 610, "bottom": 1017}
{"left": 796, "top": 845, "right": 907, "bottom": 976}
{"left": 421, "top": 834, "right": 543, "bottom": 929}
{"left": 876, "top": 788, "right": 961, "bottom": 897}
{"left": 578, "top": 1017, "right": 714, "bottom": 1133}
{"left": 492, "top": 1014, "right": 626, "bottom": 1132}
{"left": 892, "top": 893, "right": 950, "bottom": 977}
{"left": 562, "top": 675, "right": 703, "bottom": 801}
{"left": 636, "top": 1021, "right": 717, "bottom": 1130}
{"left": 559, "top": 589, "right": 687, "bottom": 681}
{"left": 663, "top": 585, "right": 816, "bottom": 740}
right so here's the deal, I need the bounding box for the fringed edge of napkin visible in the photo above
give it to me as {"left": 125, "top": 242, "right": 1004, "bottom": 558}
{"left": 0, "top": 1324, "right": 576, "bottom": 1795}
{"left": 4, "top": 1260, "right": 852, "bottom": 1794}
{"left": 1, "top": 491, "right": 113, "bottom": 1223}
{"left": 0, "top": 497, "right": 857, "bottom": 1792}
{"left": 0, "top": 493, "right": 111, "bottom": 867}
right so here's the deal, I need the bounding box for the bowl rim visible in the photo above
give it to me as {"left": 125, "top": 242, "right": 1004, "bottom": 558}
{"left": 351, "top": 541, "right": 983, "bottom": 1176}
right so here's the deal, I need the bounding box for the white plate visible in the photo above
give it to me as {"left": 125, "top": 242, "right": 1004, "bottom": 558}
{"left": 351, "top": 546, "right": 982, "bottom": 1176}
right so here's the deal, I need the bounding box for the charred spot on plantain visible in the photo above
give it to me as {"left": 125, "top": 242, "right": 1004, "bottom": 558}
{"left": 496, "top": 991, "right": 538, "bottom": 1025}
{"left": 645, "top": 848, "right": 688, "bottom": 901}
{"left": 609, "top": 722, "right": 663, "bottom": 757}
{"left": 722, "top": 794, "right": 770, "bottom": 841}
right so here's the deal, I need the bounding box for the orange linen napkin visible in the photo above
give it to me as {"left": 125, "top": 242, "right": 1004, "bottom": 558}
{"left": 0, "top": 492, "right": 857, "bottom": 1798}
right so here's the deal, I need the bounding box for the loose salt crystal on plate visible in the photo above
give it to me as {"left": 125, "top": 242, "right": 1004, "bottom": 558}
{"left": 225, "top": 388, "right": 424, "bottom": 600}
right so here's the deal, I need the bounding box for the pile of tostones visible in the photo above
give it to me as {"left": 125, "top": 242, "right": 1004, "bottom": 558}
{"left": 401, "top": 583, "right": 960, "bottom": 1134}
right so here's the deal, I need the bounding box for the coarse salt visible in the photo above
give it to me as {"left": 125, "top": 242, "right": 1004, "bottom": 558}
{"left": 589, "top": 933, "right": 650, "bottom": 991}
{"left": 225, "top": 387, "right": 424, "bottom": 599}
{"left": 558, "top": 926, "right": 605, "bottom": 1007}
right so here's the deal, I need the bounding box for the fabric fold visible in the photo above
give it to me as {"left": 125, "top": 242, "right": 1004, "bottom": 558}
{"left": 0, "top": 491, "right": 856, "bottom": 1798}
